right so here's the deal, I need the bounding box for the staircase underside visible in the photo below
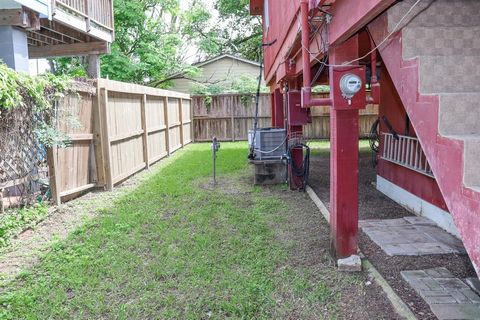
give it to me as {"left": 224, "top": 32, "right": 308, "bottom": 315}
{"left": 367, "top": 0, "right": 480, "bottom": 276}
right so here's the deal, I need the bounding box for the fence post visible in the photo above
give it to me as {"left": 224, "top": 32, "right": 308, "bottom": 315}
{"left": 163, "top": 97, "right": 170, "bottom": 156}
{"left": 179, "top": 98, "right": 184, "bottom": 147}
{"left": 99, "top": 87, "right": 114, "bottom": 191}
{"left": 190, "top": 99, "right": 194, "bottom": 143}
{"left": 231, "top": 97, "right": 235, "bottom": 142}
{"left": 141, "top": 94, "right": 150, "bottom": 169}
{"left": 46, "top": 147, "right": 61, "bottom": 205}
{"left": 93, "top": 80, "right": 106, "bottom": 187}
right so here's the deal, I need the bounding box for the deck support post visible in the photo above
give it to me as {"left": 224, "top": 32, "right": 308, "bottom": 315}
{"left": 329, "top": 36, "right": 361, "bottom": 259}
{"left": 0, "top": 26, "right": 29, "bottom": 72}
{"left": 87, "top": 54, "right": 101, "bottom": 78}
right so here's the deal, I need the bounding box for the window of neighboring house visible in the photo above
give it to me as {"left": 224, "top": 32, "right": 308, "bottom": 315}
{"left": 264, "top": 0, "right": 269, "bottom": 31}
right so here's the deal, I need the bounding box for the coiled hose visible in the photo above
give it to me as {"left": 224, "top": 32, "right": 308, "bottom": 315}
{"left": 369, "top": 118, "right": 380, "bottom": 168}
{"left": 287, "top": 143, "right": 311, "bottom": 191}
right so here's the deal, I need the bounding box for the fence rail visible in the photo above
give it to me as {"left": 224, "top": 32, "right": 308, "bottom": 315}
{"left": 47, "top": 79, "right": 192, "bottom": 204}
{"left": 381, "top": 133, "right": 434, "bottom": 178}
{"left": 192, "top": 93, "right": 378, "bottom": 141}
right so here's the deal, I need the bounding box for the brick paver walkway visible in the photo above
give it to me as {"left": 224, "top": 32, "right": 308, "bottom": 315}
{"left": 402, "top": 268, "right": 480, "bottom": 320}
{"left": 359, "top": 217, "right": 466, "bottom": 256}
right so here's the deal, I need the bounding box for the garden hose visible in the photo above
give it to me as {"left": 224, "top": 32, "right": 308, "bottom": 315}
{"left": 369, "top": 118, "right": 380, "bottom": 168}
{"left": 287, "top": 143, "right": 311, "bottom": 191}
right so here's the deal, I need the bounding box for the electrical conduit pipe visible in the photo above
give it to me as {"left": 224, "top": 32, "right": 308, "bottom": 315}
{"left": 300, "top": 0, "right": 332, "bottom": 108}
{"left": 300, "top": 0, "right": 381, "bottom": 107}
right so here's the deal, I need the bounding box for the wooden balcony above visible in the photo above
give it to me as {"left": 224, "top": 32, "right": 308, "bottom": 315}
{"left": 0, "top": 0, "right": 114, "bottom": 58}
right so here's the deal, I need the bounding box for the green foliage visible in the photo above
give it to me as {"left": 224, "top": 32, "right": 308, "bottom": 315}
{"left": 312, "top": 85, "right": 330, "bottom": 93}
{"left": 0, "top": 64, "right": 23, "bottom": 110}
{"left": 191, "top": 74, "right": 268, "bottom": 95}
{"left": 0, "top": 62, "right": 74, "bottom": 147}
{"left": 0, "top": 203, "right": 49, "bottom": 248}
{"left": 214, "top": 0, "right": 263, "bottom": 60}
{"left": 191, "top": 74, "right": 268, "bottom": 108}
{"left": 99, "top": 0, "right": 198, "bottom": 86}
{"left": 183, "top": 0, "right": 263, "bottom": 61}
{"left": 232, "top": 74, "right": 269, "bottom": 94}
{"left": 0, "top": 63, "right": 72, "bottom": 112}
{"left": 49, "top": 57, "right": 88, "bottom": 78}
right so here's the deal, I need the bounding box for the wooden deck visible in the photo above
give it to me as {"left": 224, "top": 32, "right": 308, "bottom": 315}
{"left": 26, "top": 0, "right": 114, "bottom": 58}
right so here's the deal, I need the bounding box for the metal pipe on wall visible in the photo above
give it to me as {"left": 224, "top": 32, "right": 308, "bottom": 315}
{"left": 300, "top": 0, "right": 332, "bottom": 108}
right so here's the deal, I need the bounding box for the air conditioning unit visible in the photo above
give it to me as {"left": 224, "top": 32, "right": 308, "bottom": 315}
{"left": 248, "top": 128, "right": 287, "bottom": 160}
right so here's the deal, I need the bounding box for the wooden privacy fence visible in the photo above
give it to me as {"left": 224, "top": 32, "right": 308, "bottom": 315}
{"left": 48, "top": 79, "right": 192, "bottom": 204}
{"left": 193, "top": 94, "right": 271, "bottom": 142}
{"left": 192, "top": 93, "right": 379, "bottom": 141}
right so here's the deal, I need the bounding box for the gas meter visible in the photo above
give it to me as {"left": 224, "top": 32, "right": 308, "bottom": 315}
{"left": 330, "top": 66, "right": 366, "bottom": 110}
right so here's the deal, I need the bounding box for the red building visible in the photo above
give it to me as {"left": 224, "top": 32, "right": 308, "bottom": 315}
{"left": 250, "top": 0, "right": 480, "bottom": 277}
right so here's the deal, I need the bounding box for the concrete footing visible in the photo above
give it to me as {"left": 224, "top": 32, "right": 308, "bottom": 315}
{"left": 337, "top": 255, "right": 362, "bottom": 272}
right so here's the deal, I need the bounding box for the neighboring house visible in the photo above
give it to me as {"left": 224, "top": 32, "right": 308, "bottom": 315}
{"left": 252, "top": 0, "right": 480, "bottom": 277}
{"left": 168, "top": 54, "right": 265, "bottom": 93}
{"left": 0, "top": 0, "right": 114, "bottom": 75}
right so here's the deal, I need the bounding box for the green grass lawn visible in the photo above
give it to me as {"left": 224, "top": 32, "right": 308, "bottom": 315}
{"left": 0, "top": 142, "right": 361, "bottom": 319}
{"left": 308, "top": 139, "right": 370, "bottom": 150}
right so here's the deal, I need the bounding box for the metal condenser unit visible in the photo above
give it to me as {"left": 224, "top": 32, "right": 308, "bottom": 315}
{"left": 248, "top": 128, "right": 287, "bottom": 160}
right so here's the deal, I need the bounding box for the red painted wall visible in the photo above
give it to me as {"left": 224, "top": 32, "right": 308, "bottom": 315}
{"left": 263, "top": 0, "right": 301, "bottom": 78}
{"left": 378, "top": 67, "right": 449, "bottom": 212}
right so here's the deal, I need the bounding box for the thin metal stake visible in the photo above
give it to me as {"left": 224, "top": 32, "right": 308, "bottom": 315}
{"left": 213, "top": 145, "right": 216, "bottom": 185}
{"left": 212, "top": 137, "right": 220, "bottom": 185}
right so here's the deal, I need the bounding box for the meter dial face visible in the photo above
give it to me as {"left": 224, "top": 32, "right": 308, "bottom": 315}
{"left": 340, "top": 74, "right": 363, "bottom": 99}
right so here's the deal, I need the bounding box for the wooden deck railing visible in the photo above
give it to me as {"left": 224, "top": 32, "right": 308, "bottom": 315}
{"left": 55, "top": 0, "right": 114, "bottom": 30}
{"left": 382, "top": 133, "right": 434, "bottom": 178}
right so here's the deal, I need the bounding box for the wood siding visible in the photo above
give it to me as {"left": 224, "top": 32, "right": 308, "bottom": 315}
{"left": 171, "top": 56, "right": 265, "bottom": 93}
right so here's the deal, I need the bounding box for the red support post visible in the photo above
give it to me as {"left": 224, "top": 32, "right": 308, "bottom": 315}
{"left": 272, "top": 89, "right": 285, "bottom": 128}
{"left": 287, "top": 89, "right": 307, "bottom": 190}
{"left": 329, "top": 35, "right": 364, "bottom": 259}
{"left": 330, "top": 109, "right": 360, "bottom": 257}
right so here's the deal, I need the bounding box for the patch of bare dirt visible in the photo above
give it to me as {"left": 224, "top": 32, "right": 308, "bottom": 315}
{"left": 309, "top": 149, "right": 477, "bottom": 320}
{"left": 258, "top": 181, "right": 402, "bottom": 319}
{"left": 309, "top": 150, "right": 412, "bottom": 220}
{"left": 198, "top": 178, "right": 252, "bottom": 195}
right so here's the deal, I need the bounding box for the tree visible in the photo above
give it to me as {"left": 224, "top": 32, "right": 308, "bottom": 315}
{"left": 49, "top": 0, "right": 262, "bottom": 87}
{"left": 215, "top": 0, "right": 263, "bottom": 61}
{"left": 51, "top": 0, "right": 197, "bottom": 87}
{"left": 182, "top": 0, "right": 263, "bottom": 62}
{"left": 100, "top": 0, "right": 196, "bottom": 86}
